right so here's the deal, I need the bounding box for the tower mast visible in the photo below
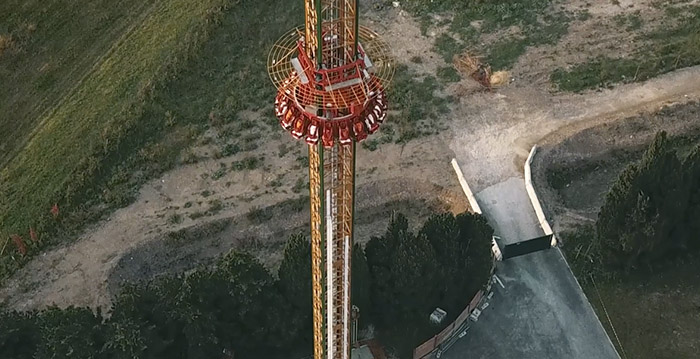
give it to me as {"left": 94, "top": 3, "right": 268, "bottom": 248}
{"left": 268, "top": 2, "right": 393, "bottom": 358}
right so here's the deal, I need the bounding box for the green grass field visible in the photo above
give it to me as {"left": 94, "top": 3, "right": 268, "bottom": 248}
{"left": 0, "top": 0, "right": 318, "bottom": 282}
{"left": 552, "top": 3, "right": 700, "bottom": 92}
{"left": 0, "top": 0, "right": 232, "bottom": 278}
{"left": 417, "top": 0, "right": 570, "bottom": 71}
{"left": 0, "top": 0, "right": 156, "bottom": 167}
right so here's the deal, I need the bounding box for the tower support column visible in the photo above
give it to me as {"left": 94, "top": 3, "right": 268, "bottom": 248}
{"left": 310, "top": 141, "right": 355, "bottom": 359}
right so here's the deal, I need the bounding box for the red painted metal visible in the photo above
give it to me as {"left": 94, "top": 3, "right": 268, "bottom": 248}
{"left": 272, "top": 33, "right": 389, "bottom": 148}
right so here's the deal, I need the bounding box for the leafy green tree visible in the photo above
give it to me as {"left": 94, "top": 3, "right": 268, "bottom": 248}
{"left": 108, "top": 276, "right": 190, "bottom": 359}
{"left": 178, "top": 269, "right": 227, "bottom": 359}
{"left": 34, "top": 306, "right": 106, "bottom": 359}
{"left": 419, "top": 212, "right": 493, "bottom": 316}
{"left": 214, "top": 251, "right": 291, "bottom": 357}
{"left": 456, "top": 213, "right": 495, "bottom": 298}
{"left": 100, "top": 316, "right": 146, "bottom": 359}
{"left": 0, "top": 211, "right": 496, "bottom": 359}
{"left": 365, "top": 213, "right": 440, "bottom": 328}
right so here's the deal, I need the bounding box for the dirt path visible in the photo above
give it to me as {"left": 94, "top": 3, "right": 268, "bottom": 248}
{"left": 0, "top": 135, "right": 461, "bottom": 311}
{"left": 3, "top": 2, "right": 700, "bottom": 313}
{"left": 450, "top": 65, "right": 700, "bottom": 192}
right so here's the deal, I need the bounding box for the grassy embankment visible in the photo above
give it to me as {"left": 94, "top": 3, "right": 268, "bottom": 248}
{"left": 0, "top": 0, "right": 156, "bottom": 168}
{"left": 0, "top": 0, "right": 232, "bottom": 279}
{"left": 366, "top": 0, "right": 570, "bottom": 149}
{"left": 563, "top": 226, "right": 700, "bottom": 359}
{"left": 558, "top": 130, "right": 700, "bottom": 358}
{"left": 0, "top": 0, "right": 465, "bottom": 280}
{"left": 552, "top": 3, "right": 700, "bottom": 92}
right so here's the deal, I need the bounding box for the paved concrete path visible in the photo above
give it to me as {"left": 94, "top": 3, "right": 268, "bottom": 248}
{"left": 441, "top": 177, "right": 619, "bottom": 359}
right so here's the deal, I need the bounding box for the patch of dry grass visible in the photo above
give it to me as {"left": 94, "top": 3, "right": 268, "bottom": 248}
{"left": 0, "top": 34, "right": 14, "bottom": 56}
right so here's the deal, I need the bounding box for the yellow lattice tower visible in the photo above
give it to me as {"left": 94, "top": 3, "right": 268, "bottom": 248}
{"left": 268, "top": 1, "right": 394, "bottom": 358}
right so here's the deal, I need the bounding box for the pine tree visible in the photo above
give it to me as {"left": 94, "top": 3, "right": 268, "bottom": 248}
{"left": 0, "top": 310, "right": 40, "bottom": 359}
{"left": 351, "top": 243, "right": 371, "bottom": 328}
{"left": 366, "top": 213, "right": 440, "bottom": 328}
{"left": 419, "top": 213, "right": 493, "bottom": 315}
{"left": 682, "top": 145, "right": 700, "bottom": 250}
{"left": 597, "top": 131, "right": 687, "bottom": 269}
{"left": 35, "top": 306, "right": 107, "bottom": 359}
{"left": 277, "top": 234, "right": 313, "bottom": 346}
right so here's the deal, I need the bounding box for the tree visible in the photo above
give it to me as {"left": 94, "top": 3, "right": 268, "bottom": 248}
{"left": 456, "top": 213, "right": 495, "bottom": 300}
{"left": 178, "top": 269, "right": 227, "bottom": 359}
{"left": 100, "top": 316, "right": 146, "bottom": 359}
{"left": 682, "top": 145, "right": 700, "bottom": 250}
{"left": 215, "top": 251, "right": 292, "bottom": 357}
{"left": 0, "top": 310, "right": 40, "bottom": 359}
{"left": 35, "top": 306, "right": 106, "bottom": 359}
{"left": 419, "top": 213, "right": 493, "bottom": 316}
{"left": 365, "top": 213, "right": 440, "bottom": 329}
{"left": 107, "top": 276, "right": 190, "bottom": 359}
{"left": 596, "top": 131, "right": 687, "bottom": 269}
{"left": 351, "top": 243, "right": 371, "bottom": 328}
{"left": 277, "top": 234, "right": 313, "bottom": 350}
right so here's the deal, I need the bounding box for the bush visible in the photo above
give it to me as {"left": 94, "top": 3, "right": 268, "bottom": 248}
{"left": 552, "top": 5, "right": 700, "bottom": 92}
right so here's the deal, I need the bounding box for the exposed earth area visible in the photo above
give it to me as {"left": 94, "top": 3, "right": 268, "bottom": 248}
{"left": 3, "top": 0, "right": 700, "bottom": 314}
{"left": 1, "top": 0, "right": 700, "bottom": 358}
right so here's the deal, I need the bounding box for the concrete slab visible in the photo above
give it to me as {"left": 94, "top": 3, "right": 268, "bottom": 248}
{"left": 440, "top": 177, "right": 619, "bottom": 359}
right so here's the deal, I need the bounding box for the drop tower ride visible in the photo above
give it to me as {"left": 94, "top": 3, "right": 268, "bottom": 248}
{"left": 267, "top": 1, "right": 393, "bottom": 358}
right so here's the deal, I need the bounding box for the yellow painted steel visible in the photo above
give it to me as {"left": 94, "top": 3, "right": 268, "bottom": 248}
{"left": 299, "top": 2, "right": 379, "bottom": 358}
{"left": 309, "top": 143, "right": 324, "bottom": 359}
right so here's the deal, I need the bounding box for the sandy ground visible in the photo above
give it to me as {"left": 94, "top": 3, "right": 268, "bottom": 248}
{"left": 449, "top": 65, "right": 700, "bottom": 192}
{"left": 3, "top": 0, "right": 700, "bottom": 313}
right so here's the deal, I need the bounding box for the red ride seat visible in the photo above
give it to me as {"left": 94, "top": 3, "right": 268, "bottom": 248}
{"left": 322, "top": 122, "right": 335, "bottom": 148}
{"left": 353, "top": 120, "right": 367, "bottom": 141}
{"left": 339, "top": 121, "right": 352, "bottom": 146}
{"left": 364, "top": 112, "right": 379, "bottom": 134}
{"left": 306, "top": 119, "right": 320, "bottom": 145}
{"left": 291, "top": 115, "right": 306, "bottom": 139}
{"left": 280, "top": 105, "right": 296, "bottom": 130}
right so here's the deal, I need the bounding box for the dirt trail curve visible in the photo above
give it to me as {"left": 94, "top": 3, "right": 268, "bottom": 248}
{"left": 450, "top": 65, "right": 700, "bottom": 192}
{"left": 2, "top": 2, "right": 700, "bottom": 313}
{"left": 4, "top": 65, "right": 699, "bottom": 313}
{"left": 0, "top": 134, "right": 459, "bottom": 311}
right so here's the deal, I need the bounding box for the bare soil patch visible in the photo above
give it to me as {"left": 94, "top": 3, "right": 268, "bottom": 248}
{"left": 0, "top": 135, "right": 464, "bottom": 311}
{"left": 4, "top": 1, "right": 700, "bottom": 317}
{"left": 107, "top": 177, "right": 453, "bottom": 298}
